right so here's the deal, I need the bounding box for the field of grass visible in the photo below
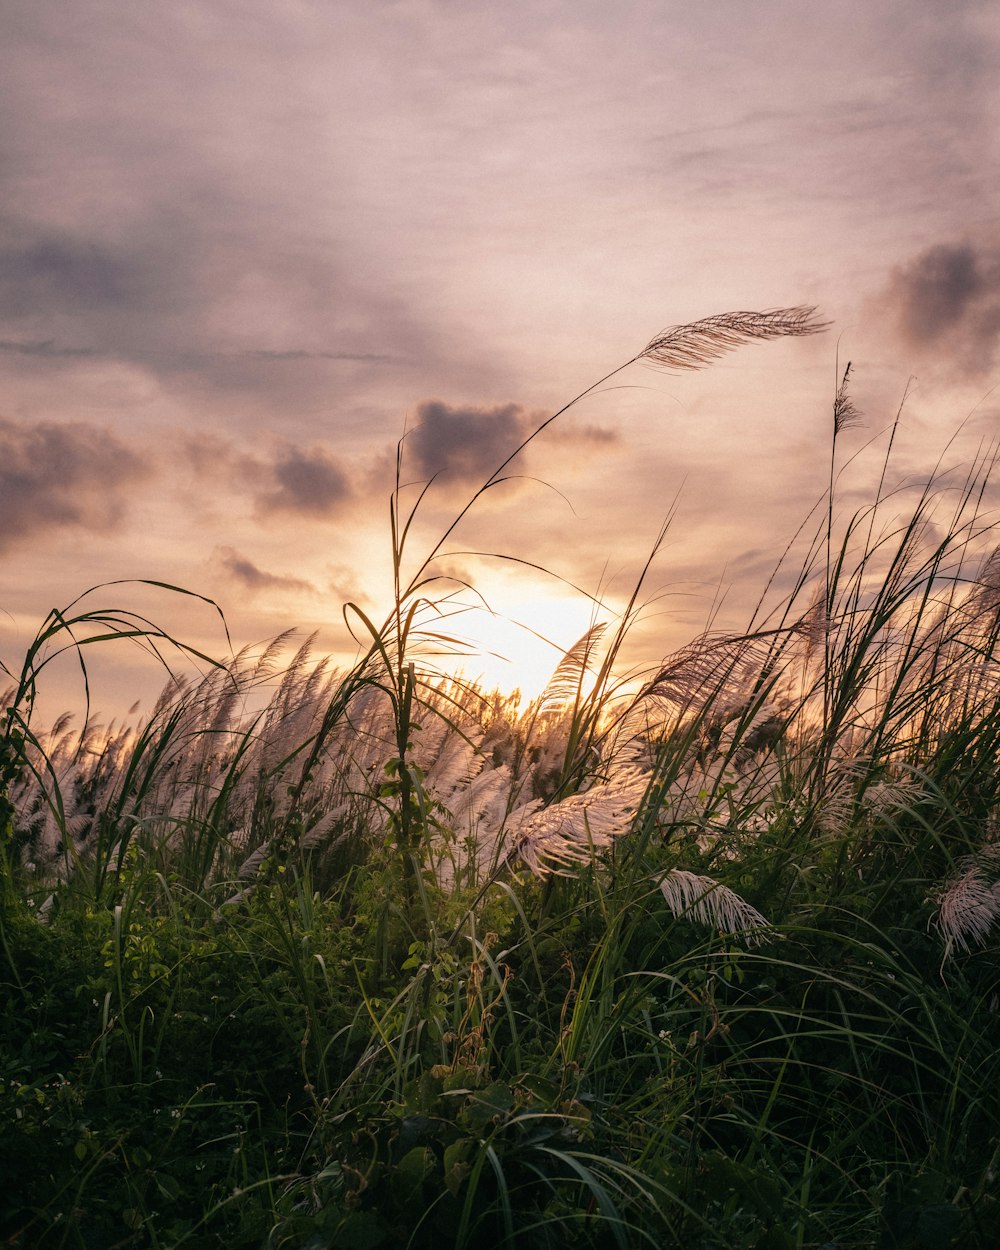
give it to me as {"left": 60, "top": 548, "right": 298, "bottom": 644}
{"left": 3, "top": 311, "right": 999, "bottom": 1248}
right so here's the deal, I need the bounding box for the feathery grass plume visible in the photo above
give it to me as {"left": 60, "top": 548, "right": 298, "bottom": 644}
{"left": 639, "top": 306, "right": 827, "bottom": 371}
{"left": 630, "top": 627, "right": 787, "bottom": 730}
{"left": 419, "top": 723, "right": 480, "bottom": 807}
{"left": 832, "top": 361, "right": 862, "bottom": 435}
{"left": 935, "top": 851, "right": 1000, "bottom": 954}
{"left": 861, "top": 774, "right": 929, "bottom": 815}
{"left": 658, "top": 868, "right": 774, "bottom": 944}
{"left": 500, "top": 764, "right": 650, "bottom": 874}
{"left": 793, "top": 592, "right": 834, "bottom": 650}
{"left": 7, "top": 718, "right": 91, "bottom": 869}
{"left": 789, "top": 589, "right": 833, "bottom": 708}
{"left": 534, "top": 621, "right": 608, "bottom": 717}
{"left": 447, "top": 763, "right": 517, "bottom": 876}
{"left": 814, "top": 756, "right": 926, "bottom": 836}
{"left": 971, "top": 545, "right": 1000, "bottom": 616}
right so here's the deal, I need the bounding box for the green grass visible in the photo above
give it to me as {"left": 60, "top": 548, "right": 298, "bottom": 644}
{"left": 3, "top": 308, "right": 1000, "bottom": 1247}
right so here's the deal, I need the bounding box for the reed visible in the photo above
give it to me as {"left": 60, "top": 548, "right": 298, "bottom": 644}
{"left": 3, "top": 308, "right": 999, "bottom": 1248}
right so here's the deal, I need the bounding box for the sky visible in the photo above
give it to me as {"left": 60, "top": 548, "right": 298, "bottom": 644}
{"left": 2, "top": 0, "right": 1000, "bottom": 719}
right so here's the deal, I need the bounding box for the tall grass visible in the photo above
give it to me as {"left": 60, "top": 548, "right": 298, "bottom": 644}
{"left": 2, "top": 308, "right": 999, "bottom": 1247}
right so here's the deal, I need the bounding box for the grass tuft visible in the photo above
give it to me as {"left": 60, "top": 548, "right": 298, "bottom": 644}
{"left": 3, "top": 307, "right": 1000, "bottom": 1247}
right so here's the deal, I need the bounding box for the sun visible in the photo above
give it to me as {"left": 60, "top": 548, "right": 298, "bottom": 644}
{"left": 449, "top": 592, "right": 609, "bottom": 706}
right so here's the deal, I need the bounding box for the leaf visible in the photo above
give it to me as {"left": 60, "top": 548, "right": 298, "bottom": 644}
{"left": 444, "top": 1138, "right": 474, "bottom": 1197}
{"left": 516, "top": 1073, "right": 561, "bottom": 1105}
{"left": 391, "top": 1146, "right": 435, "bottom": 1205}
{"left": 335, "top": 1210, "right": 388, "bottom": 1250}
{"left": 458, "top": 1082, "right": 514, "bottom": 1133}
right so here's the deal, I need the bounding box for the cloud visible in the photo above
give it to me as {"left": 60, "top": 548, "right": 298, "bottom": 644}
{"left": 404, "top": 402, "right": 620, "bottom": 492}
{"left": 407, "top": 399, "right": 534, "bottom": 486}
{"left": 255, "top": 444, "right": 352, "bottom": 517}
{"left": 0, "top": 417, "right": 147, "bottom": 552}
{"left": 181, "top": 432, "right": 256, "bottom": 480}
{"left": 215, "top": 547, "right": 315, "bottom": 596}
{"left": 181, "top": 433, "right": 355, "bottom": 519}
{"left": 875, "top": 238, "right": 1000, "bottom": 374}
{"left": 0, "top": 232, "right": 136, "bottom": 317}
{"left": 0, "top": 338, "right": 391, "bottom": 365}
{"left": 0, "top": 66, "right": 422, "bottom": 424}
{"left": 546, "top": 422, "right": 620, "bottom": 449}
{"left": 0, "top": 338, "right": 99, "bottom": 358}
{"left": 243, "top": 349, "right": 392, "bottom": 363}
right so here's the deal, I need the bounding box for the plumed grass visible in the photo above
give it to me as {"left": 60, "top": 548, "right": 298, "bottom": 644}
{"left": 2, "top": 309, "right": 999, "bottom": 1248}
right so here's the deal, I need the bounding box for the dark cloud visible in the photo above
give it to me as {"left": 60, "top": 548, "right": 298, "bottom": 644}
{"left": 256, "top": 445, "right": 352, "bottom": 517}
{"left": 407, "top": 400, "right": 533, "bottom": 485}
{"left": 0, "top": 232, "right": 136, "bottom": 317}
{"left": 878, "top": 239, "right": 1000, "bottom": 374}
{"left": 244, "top": 349, "right": 392, "bottom": 363}
{"left": 0, "top": 417, "right": 146, "bottom": 552}
{"left": 0, "top": 211, "right": 423, "bottom": 431}
{"left": 215, "top": 547, "right": 315, "bottom": 595}
{"left": 181, "top": 433, "right": 354, "bottom": 519}
{"left": 0, "top": 216, "right": 193, "bottom": 357}
{"left": 0, "top": 214, "right": 397, "bottom": 364}
{"left": 0, "top": 338, "right": 99, "bottom": 358}
{"left": 0, "top": 338, "right": 390, "bottom": 365}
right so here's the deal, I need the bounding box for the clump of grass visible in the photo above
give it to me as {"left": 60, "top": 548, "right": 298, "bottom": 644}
{"left": 3, "top": 307, "right": 1000, "bottom": 1248}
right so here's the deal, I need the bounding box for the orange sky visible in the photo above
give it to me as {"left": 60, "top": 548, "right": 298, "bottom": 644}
{"left": 2, "top": 0, "right": 999, "bottom": 719}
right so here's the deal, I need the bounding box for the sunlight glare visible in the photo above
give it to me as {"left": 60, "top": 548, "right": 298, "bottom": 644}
{"left": 453, "top": 594, "right": 608, "bottom": 707}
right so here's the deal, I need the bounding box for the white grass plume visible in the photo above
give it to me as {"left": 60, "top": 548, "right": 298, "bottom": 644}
{"left": 659, "top": 869, "right": 775, "bottom": 945}
{"left": 817, "top": 759, "right": 929, "bottom": 836}
{"left": 615, "top": 629, "right": 787, "bottom": 754}
{"left": 501, "top": 765, "right": 649, "bottom": 874}
{"left": 935, "top": 851, "right": 1000, "bottom": 954}
{"left": 535, "top": 622, "right": 608, "bottom": 716}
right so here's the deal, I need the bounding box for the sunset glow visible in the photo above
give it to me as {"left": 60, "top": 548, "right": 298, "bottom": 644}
{"left": 449, "top": 593, "right": 610, "bottom": 707}
{"left": 1, "top": 2, "right": 998, "bottom": 718}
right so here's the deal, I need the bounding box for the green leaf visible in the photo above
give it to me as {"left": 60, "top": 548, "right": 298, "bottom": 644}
{"left": 391, "top": 1146, "right": 435, "bottom": 1205}
{"left": 443, "top": 1138, "right": 474, "bottom": 1196}
{"left": 458, "top": 1082, "right": 514, "bottom": 1133}
{"left": 336, "top": 1210, "right": 387, "bottom": 1250}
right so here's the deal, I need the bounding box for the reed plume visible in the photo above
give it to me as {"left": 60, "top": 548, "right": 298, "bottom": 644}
{"left": 658, "top": 868, "right": 774, "bottom": 944}
{"left": 935, "top": 851, "right": 1000, "bottom": 954}
{"left": 639, "top": 306, "right": 827, "bottom": 371}
{"left": 498, "top": 764, "right": 650, "bottom": 874}
{"left": 535, "top": 622, "right": 608, "bottom": 717}
{"left": 832, "top": 361, "right": 862, "bottom": 434}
